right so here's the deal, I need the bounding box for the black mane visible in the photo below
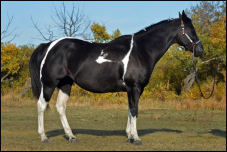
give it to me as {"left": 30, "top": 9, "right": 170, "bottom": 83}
{"left": 135, "top": 18, "right": 177, "bottom": 35}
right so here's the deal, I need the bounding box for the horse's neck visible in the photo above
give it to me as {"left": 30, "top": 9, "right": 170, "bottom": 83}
{"left": 136, "top": 24, "right": 178, "bottom": 63}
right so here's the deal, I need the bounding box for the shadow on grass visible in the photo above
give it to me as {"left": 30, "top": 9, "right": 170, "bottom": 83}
{"left": 208, "top": 129, "right": 226, "bottom": 138}
{"left": 46, "top": 128, "right": 182, "bottom": 139}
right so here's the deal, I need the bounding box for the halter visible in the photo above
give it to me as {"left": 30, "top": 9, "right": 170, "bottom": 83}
{"left": 177, "top": 19, "right": 220, "bottom": 99}
{"left": 177, "top": 19, "right": 201, "bottom": 51}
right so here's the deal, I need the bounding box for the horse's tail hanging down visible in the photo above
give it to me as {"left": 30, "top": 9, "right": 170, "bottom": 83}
{"left": 29, "top": 43, "right": 50, "bottom": 99}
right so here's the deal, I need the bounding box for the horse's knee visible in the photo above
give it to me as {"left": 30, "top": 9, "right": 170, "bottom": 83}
{"left": 130, "top": 109, "right": 138, "bottom": 118}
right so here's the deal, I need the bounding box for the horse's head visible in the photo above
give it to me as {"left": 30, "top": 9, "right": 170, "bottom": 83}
{"left": 177, "top": 10, "right": 204, "bottom": 57}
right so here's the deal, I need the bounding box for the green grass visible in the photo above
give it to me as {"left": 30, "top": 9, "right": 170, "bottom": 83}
{"left": 1, "top": 107, "right": 226, "bottom": 151}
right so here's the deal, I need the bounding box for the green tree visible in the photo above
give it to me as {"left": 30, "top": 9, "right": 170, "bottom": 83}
{"left": 110, "top": 29, "right": 121, "bottom": 40}
{"left": 90, "top": 22, "right": 111, "bottom": 43}
{"left": 90, "top": 22, "right": 122, "bottom": 43}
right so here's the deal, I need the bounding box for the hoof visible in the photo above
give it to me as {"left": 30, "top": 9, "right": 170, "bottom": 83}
{"left": 41, "top": 138, "right": 52, "bottom": 143}
{"left": 133, "top": 140, "right": 143, "bottom": 145}
{"left": 69, "top": 137, "right": 79, "bottom": 143}
{"left": 126, "top": 138, "right": 134, "bottom": 143}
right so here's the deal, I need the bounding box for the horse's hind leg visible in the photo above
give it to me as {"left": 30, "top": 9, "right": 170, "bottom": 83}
{"left": 56, "top": 77, "right": 78, "bottom": 143}
{"left": 37, "top": 86, "right": 55, "bottom": 143}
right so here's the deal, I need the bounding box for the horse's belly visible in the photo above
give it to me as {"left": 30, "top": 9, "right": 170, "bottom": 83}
{"left": 73, "top": 68, "right": 125, "bottom": 93}
{"left": 75, "top": 77, "right": 126, "bottom": 93}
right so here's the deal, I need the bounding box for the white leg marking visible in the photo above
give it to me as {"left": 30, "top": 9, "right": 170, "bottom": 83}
{"left": 122, "top": 35, "right": 134, "bottom": 84}
{"left": 95, "top": 50, "right": 114, "bottom": 64}
{"left": 37, "top": 87, "right": 48, "bottom": 141}
{"left": 56, "top": 89, "right": 76, "bottom": 140}
{"left": 126, "top": 109, "right": 132, "bottom": 139}
{"left": 126, "top": 109, "right": 141, "bottom": 141}
{"left": 130, "top": 115, "right": 141, "bottom": 141}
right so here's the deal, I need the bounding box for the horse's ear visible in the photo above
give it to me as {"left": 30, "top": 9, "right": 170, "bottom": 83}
{"left": 182, "top": 10, "right": 188, "bottom": 19}
{"left": 179, "top": 12, "right": 182, "bottom": 19}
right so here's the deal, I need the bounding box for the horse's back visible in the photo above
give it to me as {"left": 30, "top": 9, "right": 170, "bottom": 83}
{"left": 41, "top": 38, "right": 131, "bottom": 92}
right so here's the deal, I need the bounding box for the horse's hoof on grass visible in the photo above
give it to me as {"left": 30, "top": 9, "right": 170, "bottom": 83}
{"left": 133, "top": 140, "right": 143, "bottom": 145}
{"left": 126, "top": 138, "right": 134, "bottom": 143}
{"left": 41, "top": 139, "right": 52, "bottom": 143}
{"left": 69, "top": 138, "right": 79, "bottom": 143}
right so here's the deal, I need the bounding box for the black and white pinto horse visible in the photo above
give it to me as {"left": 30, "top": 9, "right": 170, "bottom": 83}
{"left": 29, "top": 11, "right": 203, "bottom": 145}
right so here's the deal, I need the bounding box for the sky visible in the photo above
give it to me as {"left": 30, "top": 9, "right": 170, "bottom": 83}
{"left": 1, "top": 1, "right": 200, "bottom": 46}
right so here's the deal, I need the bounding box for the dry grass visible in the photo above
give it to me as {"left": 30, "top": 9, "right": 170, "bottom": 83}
{"left": 1, "top": 106, "right": 8, "bottom": 113}
{"left": 1, "top": 90, "right": 226, "bottom": 112}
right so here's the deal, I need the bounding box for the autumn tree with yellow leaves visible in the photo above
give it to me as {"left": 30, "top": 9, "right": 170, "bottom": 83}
{"left": 145, "top": 1, "right": 226, "bottom": 98}
{"left": 1, "top": 42, "right": 34, "bottom": 96}
{"left": 1, "top": 43, "right": 21, "bottom": 82}
{"left": 90, "top": 22, "right": 121, "bottom": 43}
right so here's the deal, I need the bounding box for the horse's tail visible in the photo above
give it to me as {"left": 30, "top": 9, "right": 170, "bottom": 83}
{"left": 29, "top": 43, "right": 50, "bottom": 99}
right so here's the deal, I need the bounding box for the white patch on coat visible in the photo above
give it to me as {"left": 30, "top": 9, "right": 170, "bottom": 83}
{"left": 40, "top": 37, "right": 68, "bottom": 80}
{"left": 95, "top": 50, "right": 114, "bottom": 64}
{"left": 122, "top": 35, "right": 134, "bottom": 84}
{"left": 40, "top": 37, "right": 92, "bottom": 81}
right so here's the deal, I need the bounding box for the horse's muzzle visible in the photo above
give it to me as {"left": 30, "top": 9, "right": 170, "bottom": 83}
{"left": 194, "top": 45, "right": 204, "bottom": 57}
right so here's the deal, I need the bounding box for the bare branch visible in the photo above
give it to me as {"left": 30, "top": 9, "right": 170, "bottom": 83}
{"left": 51, "top": 2, "right": 91, "bottom": 38}
{"left": 201, "top": 55, "right": 225, "bottom": 64}
{"left": 31, "top": 2, "right": 91, "bottom": 41}
{"left": 31, "top": 17, "right": 54, "bottom": 41}
{"left": 1, "top": 13, "right": 21, "bottom": 43}
{"left": 1, "top": 72, "right": 11, "bottom": 83}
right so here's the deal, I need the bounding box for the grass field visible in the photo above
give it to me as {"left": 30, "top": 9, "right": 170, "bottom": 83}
{"left": 1, "top": 105, "right": 226, "bottom": 151}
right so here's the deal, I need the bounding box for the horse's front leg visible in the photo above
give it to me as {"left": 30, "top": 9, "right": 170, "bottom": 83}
{"left": 126, "top": 85, "right": 143, "bottom": 145}
{"left": 126, "top": 109, "right": 133, "bottom": 143}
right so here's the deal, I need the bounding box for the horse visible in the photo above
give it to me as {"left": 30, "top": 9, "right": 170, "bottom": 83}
{"left": 29, "top": 10, "right": 203, "bottom": 145}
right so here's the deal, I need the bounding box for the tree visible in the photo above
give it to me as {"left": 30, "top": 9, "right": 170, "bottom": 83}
{"left": 1, "top": 43, "right": 20, "bottom": 82}
{"left": 149, "top": 2, "right": 226, "bottom": 95}
{"left": 90, "top": 22, "right": 122, "bottom": 43}
{"left": 90, "top": 22, "right": 111, "bottom": 43}
{"left": 186, "top": 1, "right": 226, "bottom": 60}
{"left": 31, "top": 2, "right": 91, "bottom": 41}
{"left": 110, "top": 29, "right": 121, "bottom": 40}
{"left": 183, "top": 1, "right": 226, "bottom": 91}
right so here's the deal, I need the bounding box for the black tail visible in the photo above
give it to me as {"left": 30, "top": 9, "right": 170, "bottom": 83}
{"left": 29, "top": 43, "right": 50, "bottom": 99}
